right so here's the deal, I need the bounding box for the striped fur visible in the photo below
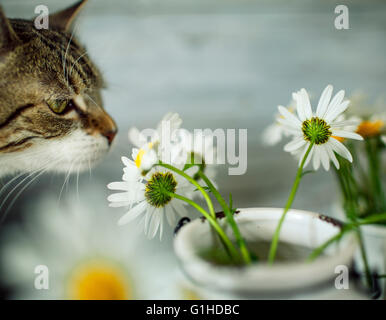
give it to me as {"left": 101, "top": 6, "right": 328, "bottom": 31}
{"left": 0, "top": 1, "right": 117, "bottom": 177}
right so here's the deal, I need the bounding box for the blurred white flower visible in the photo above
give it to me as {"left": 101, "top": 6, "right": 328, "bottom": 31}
{"left": 279, "top": 85, "right": 363, "bottom": 171}
{"left": 177, "top": 130, "right": 218, "bottom": 184}
{"left": 345, "top": 92, "right": 386, "bottom": 141}
{"left": 262, "top": 102, "right": 296, "bottom": 146}
{"left": 129, "top": 112, "right": 183, "bottom": 165}
{"left": 0, "top": 191, "right": 179, "bottom": 300}
{"left": 132, "top": 143, "right": 159, "bottom": 173}
{"left": 356, "top": 113, "right": 386, "bottom": 140}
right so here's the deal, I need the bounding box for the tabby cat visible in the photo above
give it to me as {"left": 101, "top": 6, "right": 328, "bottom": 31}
{"left": 0, "top": 0, "right": 117, "bottom": 178}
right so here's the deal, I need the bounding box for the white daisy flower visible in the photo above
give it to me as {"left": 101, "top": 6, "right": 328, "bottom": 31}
{"left": 108, "top": 161, "right": 195, "bottom": 240}
{"left": 279, "top": 85, "right": 363, "bottom": 171}
{"left": 128, "top": 112, "right": 183, "bottom": 165}
{"left": 0, "top": 190, "right": 179, "bottom": 300}
{"left": 131, "top": 143, "right": 158, "bottom": 173}
{"left": 177, "top": 130, "right": 219, "bottom": 183}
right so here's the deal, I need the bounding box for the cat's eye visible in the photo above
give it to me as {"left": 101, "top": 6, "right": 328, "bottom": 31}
{"left": 46, "top": 98, "right": 70, "bottom": 114}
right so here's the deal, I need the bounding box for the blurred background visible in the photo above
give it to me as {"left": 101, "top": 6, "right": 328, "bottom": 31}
{"left": 0, "top": 0, "right": 385, "bottom": 299}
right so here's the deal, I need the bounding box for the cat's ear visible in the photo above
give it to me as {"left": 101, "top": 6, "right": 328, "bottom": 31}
{"left": 49, "top": 0, "right": 88, "bottom": 31}
{"left": 0, "top": 6, "right": 20, "bottom": 49}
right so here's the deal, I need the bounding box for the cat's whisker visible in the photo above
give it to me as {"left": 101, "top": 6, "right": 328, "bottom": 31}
{"left": 69, "top": 51, "right": 88, "bottom": 78}
{"left": 0, "top": 172, "right": 26, "bottom": 198}
{"left": 87, "top": 156, "right": 92, "bottom": 180}
{"left": 0, "top": 160, "right": 53, "bottom": 216}
{"left": 76, "top": 163, "right": 81, "bottom": 203}
{"left": 57, "top": 160, "right": 76, "bottom": 204}
{"left": 84, "top": 93, "right": 101, "bottom": 109}
{"left": 0, "top": 171, "right": 39, "bottom": 214}
{"left": 61, "top": 50, "right": 66, "bottom": 83}
{"left": 0, "top": 166, "right": 50, "bottom": 224}
{"left": 63, "top": 23, "right": 78, "bottom": 86}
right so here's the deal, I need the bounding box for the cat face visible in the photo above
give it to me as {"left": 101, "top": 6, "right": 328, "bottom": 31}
{"left": 0, "top": 1, "right": 117, "bottom": 177}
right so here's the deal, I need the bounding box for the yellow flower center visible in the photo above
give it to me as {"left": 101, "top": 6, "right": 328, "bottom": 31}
{"left": 67, "top": 260, "right": 132, "bottom": 300}
{"left": 135, "top": 142, "right": 154, "bottom": 168}
{"left": 181, "top": 287, "right": 201, "bottom": 300}
{"left": 302, "top": 117, "right": 332, "bottom": 144}
{"left": 356, "top": 120, "right": 384, "bottom": 138}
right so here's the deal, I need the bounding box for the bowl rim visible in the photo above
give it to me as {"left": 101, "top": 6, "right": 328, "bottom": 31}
{"left": 174, "top": 207, "right": 358, "bottom": 293}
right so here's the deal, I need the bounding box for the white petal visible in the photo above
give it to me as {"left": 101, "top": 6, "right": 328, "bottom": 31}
{"left": 324, "top": 87, "right": 345, "bottom": 119}
{"left": 293, "top": 91, "right": 307, "bottom": 121}
{"left": 329, "top": 138, "right": 353, "bottom": 162}
{"left": 319, "top": 145, "right": 330, "bottom": 171}
{"left": 107, "top": 192, "right": 131, "bottom": 203}
{"left": 165, "top": 203, "right": 177, "bottom": 226}
{"left": 121, "top": 156, "right": 133, "bottom": 167}
{"left": 158, "top": 112, "right": 183, "bottom": 133}
{"left": 382, "top": 135, "right": 386, "bottom": 144}
{"left": 325, "top": 100, "right": 350, "bottom": 123}
{"left": 276, "top": 118, "right": 302, "bottom": 131}
{"left": 147, "top": 209, "right": 161, "bottom": 239}
{"left": 312, "top": 147, "right": 321, "bottom": 171}
{"left": 325, "top": 142, "right": 340, "bottom": 169}
{"left": 128, "top": 127, "right": 147, "bottom": 148}
{"left": 144, "top": 207, "right": 153, "bottom": 235}
{"left": 159, "top": 211, "right": 164, "bottom": 240}
{"left": 316, "top": 85, "right": 333, "bottom": 118}
{"left": 331, "top": 130, "right": 363, "bottom": 140}
{"left": 284, "top": 137, "right": 306, "bottom": 152}
{"left": 303, "top": 144, "right": 314, "bottom": 168}
{"left": 109, "top": 201, "right": 132, "bottom": 208}
{"left": 118, "top": 201, "right": 147, "bottom": 225}
{"left": 278, "top": 106, "right": 302, "bottom": 127}
{"left": 325, "top": 89, "right": 345, "bottom": 115}
{"left": 300, "top": 89, "right": 313, "bottom": 119}
{"left": 330, "top": 120, "right": 360, "bottom": 128}
{"left": 140, "top": 149, "right": 158, "bottom": 170}
{"left": 131, "top": 148, "right": 139, "bottom": 161}
{"left": 107, "top": 181, "right": 131, "bottom": 191}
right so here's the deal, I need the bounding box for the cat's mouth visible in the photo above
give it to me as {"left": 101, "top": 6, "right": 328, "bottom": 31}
{"left": 57, "top": 146, "right": 109, "bottom": 173}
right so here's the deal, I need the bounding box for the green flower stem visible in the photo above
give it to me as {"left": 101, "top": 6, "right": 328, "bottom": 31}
{"left": 356, "top": 228, "right": 372, "bottom": 288}
{"left": 158, "top": 162, "right": 216, "bottom": 219}
{"left": 308, "top": 214, "right": 386, "bottom": 261}
{"left": 198, "top": 171, "right": 252, "bottom": 265}
{"left": 365, "top": 138, "right": 386, "bottom": 211}
{"left": 358, "top": 213, "right": 386, "bottom": 225}
{"left": 307, "top": 225, "right": 372, "bottom": 288}
{"left": 307, "top": 229, "right": 346, "bottom": 262}
{"left": 268, "top": 142, "right": 314, "bottom": 265}
{"left": 333, "top": 155, "right": 373, "bottom": 289}
{"left": 166, "top": 191, "right": 240, "bottom": 261}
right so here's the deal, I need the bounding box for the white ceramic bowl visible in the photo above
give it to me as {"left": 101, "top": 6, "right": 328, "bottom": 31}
{"left": 174, "top": 208, "right": 359, "bottom": 298}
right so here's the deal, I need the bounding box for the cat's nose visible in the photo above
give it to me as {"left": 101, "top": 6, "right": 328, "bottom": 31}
{"left": 103, "top": 128, "right": 117, "bottom": 146}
